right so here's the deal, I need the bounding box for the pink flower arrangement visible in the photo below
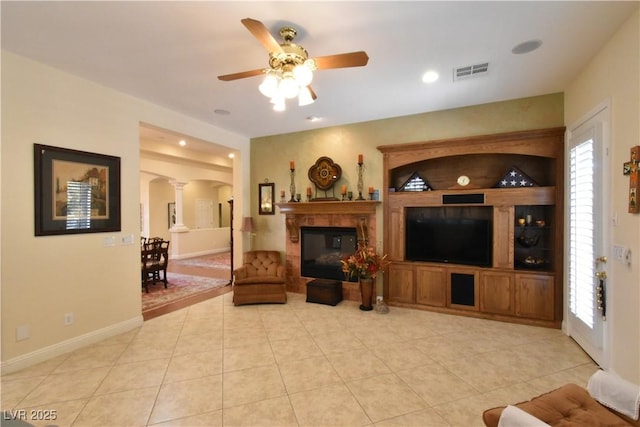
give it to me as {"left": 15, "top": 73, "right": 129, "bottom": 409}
{"left": 341, "top": 245, "right": 390, "bottom": 280}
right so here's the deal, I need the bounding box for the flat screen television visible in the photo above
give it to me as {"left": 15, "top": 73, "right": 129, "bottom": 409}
{"left": 405, "top": 207, "right": 492, "bottom": 267}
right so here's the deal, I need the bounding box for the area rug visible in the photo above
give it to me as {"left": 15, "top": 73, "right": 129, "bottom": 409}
{"left": 172, "top": 252, "right": 231, "bottom": 269}
{"left": 141, "top": 272, "right": 229, "bottom": 312}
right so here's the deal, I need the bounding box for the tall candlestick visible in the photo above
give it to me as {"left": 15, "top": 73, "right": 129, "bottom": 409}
{"left": 289, "top": 168, "right": 297, "bottom": 202}
{"left": 290, "top": 160, "right": 295, "bottom": 169}
{"left": 358, "top": 154, "right": 363, "bottom": 165}
{"left": 356, "top": 162, "right": 365, "bottom": 200}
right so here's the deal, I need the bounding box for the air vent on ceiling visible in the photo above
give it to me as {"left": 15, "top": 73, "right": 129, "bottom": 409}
{"left": 453, "top": 62, "right": 489, "bottom": 81}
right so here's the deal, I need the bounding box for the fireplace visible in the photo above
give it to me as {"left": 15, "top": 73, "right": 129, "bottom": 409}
{"left": 301, "top": 226, "right": 358, "bottom": 282}
{"left": 277, "top": 200, "right": 379, "bottom": 302}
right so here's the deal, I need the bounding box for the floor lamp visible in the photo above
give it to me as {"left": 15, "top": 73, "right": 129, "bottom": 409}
{"left": 240, "top": 216, "right": 256, "bottom": 250}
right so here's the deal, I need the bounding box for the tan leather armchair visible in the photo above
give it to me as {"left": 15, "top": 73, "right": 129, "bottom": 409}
{"left": 233, "top": 250, "right": 287, "bottom": 306}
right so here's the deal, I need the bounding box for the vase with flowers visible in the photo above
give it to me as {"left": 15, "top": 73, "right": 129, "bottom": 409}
{"left": 341, "top": 245, "right": 390, "bottom": 311}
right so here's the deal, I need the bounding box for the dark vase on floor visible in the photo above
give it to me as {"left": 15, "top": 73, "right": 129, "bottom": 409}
{"left": 359, "top": 278, "right": 374, "bottom": 311}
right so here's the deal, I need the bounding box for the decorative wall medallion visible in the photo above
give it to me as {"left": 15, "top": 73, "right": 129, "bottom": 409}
{"left": 308, "top": 157, "right": 342, "bottom": 190}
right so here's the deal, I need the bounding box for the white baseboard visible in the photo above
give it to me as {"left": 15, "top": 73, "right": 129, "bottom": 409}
{"left": 172, "top": 247, "right": 230, "bottom": 260}
{"left": 0, "top": 315, "right": 143, "bottom": 375}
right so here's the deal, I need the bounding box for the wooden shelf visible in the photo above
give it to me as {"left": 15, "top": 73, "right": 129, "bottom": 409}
{"left": 276, "top": 200, "right": 380, "bottom": 215}
{"left": 387, "top": 187, "right": 556, "bottom": 207}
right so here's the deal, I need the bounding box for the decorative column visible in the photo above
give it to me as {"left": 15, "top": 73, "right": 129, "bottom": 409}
{"left": 170, "top": 181, "right": 189, "bottom": 232}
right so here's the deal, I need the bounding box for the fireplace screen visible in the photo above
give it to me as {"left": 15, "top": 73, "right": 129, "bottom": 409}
{"left": 301, "top": 226, "right": 358, "bottom": 282}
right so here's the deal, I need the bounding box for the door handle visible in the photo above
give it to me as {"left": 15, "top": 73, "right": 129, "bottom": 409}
{"left": 595, "top": 271, "right": 607, "bottom": 279}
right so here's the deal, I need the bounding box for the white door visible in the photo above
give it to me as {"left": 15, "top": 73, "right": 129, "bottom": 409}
{"left": 566, "top": 104, "right": 610, "bottom": 366}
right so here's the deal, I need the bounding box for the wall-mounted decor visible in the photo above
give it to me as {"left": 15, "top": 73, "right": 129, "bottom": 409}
{"left": 308, "top": 156, "right": 342, "bottom": 200}
{"left": 627, "top": 146, "right": 639, "bottom": 213}
{"left": 34, "top": 144, "right": 121, "bottom": 236}
{"left": 168, "top": 202, "right": 176, "bottom": 228}
{"left": 259, "top": 182, "right": 275, "bottom": 215}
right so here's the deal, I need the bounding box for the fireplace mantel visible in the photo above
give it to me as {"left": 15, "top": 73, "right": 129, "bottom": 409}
{"left": 276, "top": 200, "right": 380, "bottom": 215}
{"left": 277, "top": 200, "right": 380, "bottom": 243}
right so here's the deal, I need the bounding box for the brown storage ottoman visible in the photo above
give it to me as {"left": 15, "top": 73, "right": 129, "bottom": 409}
{"left": 306, "top": 279, "right": 343, "bottom": 306}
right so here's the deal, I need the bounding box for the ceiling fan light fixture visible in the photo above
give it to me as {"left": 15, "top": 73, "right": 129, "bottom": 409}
{"left": 220, "top": 19, "right": 368, "bottom": 112}
{"left": 279, "top": 73, "right": 300, "bottom": 99}
{"left": 273, "top": 99, "right": 286, "bottom": 112}
{"left": 298, "top": 86, "right": 315, "bottom": 106}
{"left": 293, "top": 63, "right": 313, "bottom": 87}
{"left": 259, "top": 72, "right": 279, "bottom": 97}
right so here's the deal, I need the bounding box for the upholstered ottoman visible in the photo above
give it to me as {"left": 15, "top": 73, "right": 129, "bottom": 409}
{"left": 306, "top": 279, "right": 343, "bottom": 306}
{"left": 483, "top": 370, "right": 640, "bottom": 427}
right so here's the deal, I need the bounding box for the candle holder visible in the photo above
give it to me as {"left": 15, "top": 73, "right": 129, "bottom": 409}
{"left": 369, "top": 190, "right": 374, "bottom": 200}
{"left": 356, "top": 162, "right": 365, "bottom": 200}
{"left": 348, "top": 191, "right": 353, "bottom": 201}
{"left": 289, "top": 168, "right": 297, "bottom": 202}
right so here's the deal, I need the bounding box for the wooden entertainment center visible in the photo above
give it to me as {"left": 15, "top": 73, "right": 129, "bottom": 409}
{"left": 377, "top": 127, "right": 565, "bottom": 328}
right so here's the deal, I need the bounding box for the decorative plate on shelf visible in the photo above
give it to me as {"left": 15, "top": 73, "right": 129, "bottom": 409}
{"left": 308, "top": 157, "right": 342, "bottom": 190}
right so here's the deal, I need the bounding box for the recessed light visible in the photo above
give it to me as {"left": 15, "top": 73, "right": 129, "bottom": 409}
{"left": 228, "top": 153, "right": 235, "bottom": 159}
{"left": 512, "top": 39, "right": 542, "bottom": 55}
{"left": 179, "top": 140, "right": 186, "bottom": 146}
{"left": 306, "top": 116, "right": 321, "bottom": 122}
{"left": 422, "top": 70, "right": 439, "bottom": 83}
{"left": 214, "top": 109, "right": 231, "bottom": 115}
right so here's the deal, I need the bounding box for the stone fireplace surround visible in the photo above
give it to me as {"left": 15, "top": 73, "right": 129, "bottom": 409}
{"left": 277, "top": 201, "right": 380, "bottom": 302}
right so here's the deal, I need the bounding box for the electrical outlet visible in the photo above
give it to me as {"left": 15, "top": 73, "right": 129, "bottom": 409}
{"left": 120, "top": 234, "right": 134, "bottom": 245}
{"left": 64, "top": 312, "right": 74, "bottom": 326}
{"left": 613, "top": 245, "right": 625, "bottom": 261}
{"left": 16, "top": 324, "right": 30, "bottom": 341}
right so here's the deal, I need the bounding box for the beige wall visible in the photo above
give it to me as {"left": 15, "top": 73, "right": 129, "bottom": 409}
{"left": 149, "top": 179, "right": 176, "bottom": 240}
{"left": 565, "top": 9, "right": 640, "bottom": 382}
{"left": 251, "top": 93, "right": 564, "bottom": 257}
{"left": 1, "top": 52, "right": 248, "bottom": 370}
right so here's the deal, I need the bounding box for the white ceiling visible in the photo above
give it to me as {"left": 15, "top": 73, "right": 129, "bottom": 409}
{"left": 2, "top": 1, "right": 637, "bottom": 146}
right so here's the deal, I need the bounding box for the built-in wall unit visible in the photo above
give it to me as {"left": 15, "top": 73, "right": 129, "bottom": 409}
{"left": 378, "top": 127, "right": 564, "bottom": 328}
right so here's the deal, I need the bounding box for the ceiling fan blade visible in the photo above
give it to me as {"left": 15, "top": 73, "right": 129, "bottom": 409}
{"left": 313, "top": 51, "right": 369, "bottom": 70}
{"left": 241, "top": 18, "right": 284, "bottom": 53}
{"left": 218, "top": 68, "right": 264, "bottom": 81}
{"left": 308, "top": 86, "right": 317, "bottom": 100}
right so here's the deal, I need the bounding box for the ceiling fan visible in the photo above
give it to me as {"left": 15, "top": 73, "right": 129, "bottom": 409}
{"left": 217, "top": 18, "right": 369, "bottom": 110}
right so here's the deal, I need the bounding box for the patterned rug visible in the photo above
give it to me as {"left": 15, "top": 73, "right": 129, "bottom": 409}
{"left": 141, "top": 272, "right": 229, "bottom": 312}
{"left": 172, "top": 252, "right": 231, "bottom": 269}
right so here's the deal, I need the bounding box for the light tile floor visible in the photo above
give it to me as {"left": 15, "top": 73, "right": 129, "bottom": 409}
{"left": 1, "top": 292, "right": 598, "bottom": 426}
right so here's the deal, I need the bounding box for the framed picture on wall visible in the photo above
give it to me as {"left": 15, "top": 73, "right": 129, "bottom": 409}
{"left": 168, "top": 202, "right": 176, "bottom": 228}
{"left": 34, "top": 144, "right": 121, "bottom": 236}
{"left": 259, "top": 182, "right": 275, "bottom": 215}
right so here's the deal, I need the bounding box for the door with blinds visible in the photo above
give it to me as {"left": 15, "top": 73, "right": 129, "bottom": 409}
{"left": 566, "top": 105, "right": 609, "bottom": 366}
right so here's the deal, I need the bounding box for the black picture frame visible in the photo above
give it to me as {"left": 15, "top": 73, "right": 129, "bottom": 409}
{"left": 259, "top": 182, "right": 275, "bottom": 215}
{"left": 34, "top": 144, "right": 121, "bottom": 236}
